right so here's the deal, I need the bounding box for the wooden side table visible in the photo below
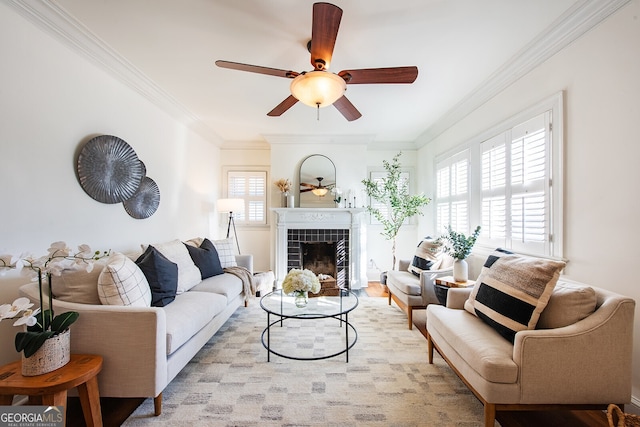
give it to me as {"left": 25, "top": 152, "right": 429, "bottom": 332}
{"left": 434, "top": 276, "right": 475, "bottom": 305}
{"left": 0, "top": 354, "right": 103, "bottom": 427}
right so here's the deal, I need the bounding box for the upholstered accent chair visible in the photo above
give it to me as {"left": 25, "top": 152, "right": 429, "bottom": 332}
{"left": 386, "top": 254, "right": 455, "bottom": 329}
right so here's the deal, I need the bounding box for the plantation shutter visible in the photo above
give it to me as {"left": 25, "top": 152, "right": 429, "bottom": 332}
{"left": 227, "top": 171, "right": 267, "bottom": 224}
{"left": 435, "top": 150, "right": 469, "bottom": 234}
{"left": 479, "top": 112, "right": 551, "bottom": 255}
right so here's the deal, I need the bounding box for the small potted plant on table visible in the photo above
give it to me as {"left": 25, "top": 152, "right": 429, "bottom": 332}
{"left": 437, "top": 225, "right": 481, "bottom": 282}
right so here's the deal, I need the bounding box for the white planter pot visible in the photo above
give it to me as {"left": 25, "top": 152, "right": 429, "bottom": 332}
{"left": 453, "top": 259, "right": 469, "bottom": 282}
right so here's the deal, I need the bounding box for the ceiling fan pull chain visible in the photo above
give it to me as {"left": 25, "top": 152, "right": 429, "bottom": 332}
{"left": 316, "top": 103, "right": 320, "bottom": 121}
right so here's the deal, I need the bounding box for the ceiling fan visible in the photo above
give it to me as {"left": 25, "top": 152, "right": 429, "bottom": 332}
{"left": 215, "top": 2, "right": 418, "bottom": 121}
{"left": 300, "top": 177, "right": 331, "bottom": 196}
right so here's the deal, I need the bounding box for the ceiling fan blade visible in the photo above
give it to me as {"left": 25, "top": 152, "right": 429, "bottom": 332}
{"left": 267, "top": 95, "right": 299, "bottom": 117}
{"left": 215, "top": 60, "right": 298, "bottom": 79}
{"left": 310, "top": 2, "right": 343, "bottom": 70}
{"left": 333, "top": 95, "right": 362, "bottom": 121}
{"left": 338, "top": 66, "right": 418, "bottom": 84}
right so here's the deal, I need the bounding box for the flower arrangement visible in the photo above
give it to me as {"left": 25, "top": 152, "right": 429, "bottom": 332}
{"left": 274, "top": 178, "right": 291, "bottom": 194}
{"left": 0, "top": 242, "right": 109, "bottom": 357}
{"left": 437, "top": 225, "right": 481, "bottom": 260}
{"left": 282, "top": 268, "right": 321, "bottom": 295}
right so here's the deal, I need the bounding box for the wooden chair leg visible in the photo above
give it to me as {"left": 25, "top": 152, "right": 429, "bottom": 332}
{"left": 484, "top": 403, "right": 496, "bottom": 427}
{"left": 154, "top": 393, "right": 162, "bottom": 416}
{"left": 408, "top": 307, "right": 413, "bottom": 330}
{"left": 388, "top": 290, "right": 392, "bottom": 305}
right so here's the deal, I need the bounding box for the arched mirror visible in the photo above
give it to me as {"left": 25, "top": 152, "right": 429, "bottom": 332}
{"left": 299, "top": 154, "right": 336, "bottom": 208}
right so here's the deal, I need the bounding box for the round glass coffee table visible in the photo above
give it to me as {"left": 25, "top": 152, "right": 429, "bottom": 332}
{"left": 260, "top": 289, "right": 359, "bottom": 362}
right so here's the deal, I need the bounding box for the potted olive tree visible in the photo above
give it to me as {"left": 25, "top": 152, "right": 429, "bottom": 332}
{"left": 437, "top": 225, "right": 481, "bottom": 282}
{"left": 362, "top": 152, "right": 431, "bottom": 273}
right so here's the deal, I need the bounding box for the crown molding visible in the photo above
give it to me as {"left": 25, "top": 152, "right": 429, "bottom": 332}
{"left": 262, "top": 134, "right": 375, "bottom": 145}
{"left": 416, "top": 0, "right": 632, "bottom": 147}
{"left": 6, "top": 0, "right": 224, "bottom": 146}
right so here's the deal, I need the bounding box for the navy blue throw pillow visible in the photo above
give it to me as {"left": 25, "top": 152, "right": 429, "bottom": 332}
{"left": 135, "top": 246, "right": 178, "bottom": 307}
{"left": 184, "top": 238, "right": 224, "bottom": 279}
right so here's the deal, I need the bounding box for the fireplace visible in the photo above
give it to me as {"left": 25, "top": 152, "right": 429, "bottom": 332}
{"left": 272, "top": 208, "right": 367, "bottom": 289}
{"left": 288, "top": 230, "right": 348, "bottom": 288}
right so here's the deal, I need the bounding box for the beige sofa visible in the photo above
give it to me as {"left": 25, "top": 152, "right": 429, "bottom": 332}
{"left": 426, "top": 283, "right": 635, "bottom": 426}
{"left": 20, "top": 250, "right": 253, "bottom": 416}
{"left": 386, "top": 255, "right": 454, "bottom": 329}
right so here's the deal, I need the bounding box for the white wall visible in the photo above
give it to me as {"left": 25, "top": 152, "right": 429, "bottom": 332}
{"left": 0, "top": 3, "right": 221, "bottom": 365}
{"left": 417, "top": 0, "right": 640, "bottom": 403}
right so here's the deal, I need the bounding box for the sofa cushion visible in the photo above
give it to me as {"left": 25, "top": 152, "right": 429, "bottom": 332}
{"left": 537, "top": 282, "right": 597, "bottom": 329}
{"left": 189, "top": 272, "right": 244, "bottom": 300}
{"left": 408, "top": 237, "right": 442, "bottom": 276}
{"left": 50, "top": 258, "right": 108, "bottom": 304}
{"left": 386, "top": 270, "right": 421, "bottom": 296}
{"left": 163, "top": 291, "right": 227, "bottom": 355}
{"left": 464, "top": 249, "right": 565, "bottom": 343}
{"left": 135, "top": 246, "right": 178, "bottom": 307}
{"left": 98, "top": 252, "right": 152, "bottom": 307}
{"left": 150, "top": 239, "right": 202, "bottom": 294}
{"left": 184, "top": 238, "right": 224, "bottom": 279}
{"left": 427, "top": 304, "right": 518, "bottom": 383}
{"left": 212, "top": 238, "right": 237, "bottom": 268}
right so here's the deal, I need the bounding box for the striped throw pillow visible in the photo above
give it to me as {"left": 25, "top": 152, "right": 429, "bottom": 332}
{"left": 407, "top": 237, "right": 442, "bottom": 276}
{"left": 464, "top": 249, "right": 566, "bottom": 343}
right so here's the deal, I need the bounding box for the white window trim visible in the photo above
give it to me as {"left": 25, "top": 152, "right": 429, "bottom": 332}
{"left": 435, "top": 91, "right": 564, "bottom": 259}
{"left": 222, "top": 165, "right": 270, "bottom": 228}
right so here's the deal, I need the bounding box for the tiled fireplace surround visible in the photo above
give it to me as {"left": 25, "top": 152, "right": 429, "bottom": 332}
{"left": 272, "top": 208, "right": 367, "bottom": 290}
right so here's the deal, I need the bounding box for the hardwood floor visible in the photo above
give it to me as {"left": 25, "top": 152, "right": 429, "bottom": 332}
{"left": 65, "top": 282, "right": 609, "bottom": 426}
{"left": 374, "top": 281, "right": 610, "bottom": 427}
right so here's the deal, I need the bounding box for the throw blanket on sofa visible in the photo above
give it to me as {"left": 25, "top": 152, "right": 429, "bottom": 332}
{"left": 224, "top": 266, "right": 254, "bottom": 301}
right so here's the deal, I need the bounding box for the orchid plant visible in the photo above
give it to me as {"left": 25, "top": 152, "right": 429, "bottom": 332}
{"left": 0, "top": 242, "right": 109, "bottom": 357}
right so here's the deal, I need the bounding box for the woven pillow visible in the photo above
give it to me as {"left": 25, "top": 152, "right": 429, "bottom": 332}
{"left": 464, "top": 249, "right": 566, "bottom": 343}
{"left": 98, "top": 252, "right": 151, "bottom": 307}
{"left": 212, "top": 238, "right": 237, "bottom": 269}
{"left": 50, "top": 258, "right": 108, "bottom": 304}
{"left": 407, "top": 237, "right": 442, "bottom": 276}
{"left": 536, "top": 282, "right": 597, "bottom": 329}
{"left": 151, "top": 239, "right": 202, "bottom": 293}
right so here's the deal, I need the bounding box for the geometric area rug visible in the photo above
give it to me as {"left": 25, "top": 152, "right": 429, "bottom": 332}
{"left": 123, "top": 295, "right": 486, "bottom": 426}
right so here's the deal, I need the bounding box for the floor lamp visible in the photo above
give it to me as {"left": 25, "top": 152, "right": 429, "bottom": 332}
{"left": 216, "top": 198, "right": 244, "bottom": 254}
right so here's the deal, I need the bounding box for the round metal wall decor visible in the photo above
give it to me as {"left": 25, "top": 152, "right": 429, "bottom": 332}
{"left": 123, "top": 177, "right": 161, "bottom": 219}
{"left": 77, "top": 135, "right": 145, "bottom": 204}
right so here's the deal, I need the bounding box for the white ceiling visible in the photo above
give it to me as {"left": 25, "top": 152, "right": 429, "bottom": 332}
{"left": 20, "top": 0, "right": 617, "bottom": 146}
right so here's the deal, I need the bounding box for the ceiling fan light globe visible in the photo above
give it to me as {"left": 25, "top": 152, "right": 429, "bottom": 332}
{"left": 311, "top": 187, "right": 329, "bottom": 196}
{"left": 290, "top": 71, "right": 346, "bottom": 108}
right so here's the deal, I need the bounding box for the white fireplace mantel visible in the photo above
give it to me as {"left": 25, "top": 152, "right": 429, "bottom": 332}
{"left": 272, "top": 208, "right": 367, "bottom": 289}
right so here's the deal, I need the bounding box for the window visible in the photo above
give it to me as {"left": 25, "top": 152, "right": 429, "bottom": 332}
{"left": 226, "top": 170, "right": 267, "bottom": 225}
{"left": 435, "top": 150, "right": 470, "bottom": 234}
{"left": 435, "top": 93, "right": 563, "bottom": 258}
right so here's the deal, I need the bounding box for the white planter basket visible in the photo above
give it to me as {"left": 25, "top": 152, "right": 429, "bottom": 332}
{"left": 21, "top": 329, "right": 71, "bottom": 376}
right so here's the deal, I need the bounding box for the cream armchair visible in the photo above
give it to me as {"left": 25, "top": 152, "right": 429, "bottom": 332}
{"left": 427, "top": 285, "right": 635, "bottom": 426}
{"left": 386, "top": 255, "right": 454, "bottom": 329}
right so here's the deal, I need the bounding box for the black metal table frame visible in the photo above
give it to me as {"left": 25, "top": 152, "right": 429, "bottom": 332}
{"left": 260, "top": 290, "right": 358, "bottom": 362}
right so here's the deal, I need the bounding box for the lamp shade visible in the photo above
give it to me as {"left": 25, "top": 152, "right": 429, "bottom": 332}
{"left": 216, "top": 198, "right": 245, "bottom": 213}
{"left": 290, "top": 71, "right": 347, "bottom": 108}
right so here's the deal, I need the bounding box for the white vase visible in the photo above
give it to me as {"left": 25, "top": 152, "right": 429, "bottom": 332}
{"left": 21, "top": 329, "right": 71, "bottom": 376}
{"left": 453, "top": 259, "right": 468, "bottom": 282}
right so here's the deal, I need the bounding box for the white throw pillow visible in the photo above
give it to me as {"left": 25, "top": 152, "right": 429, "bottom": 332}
{"left": 151, "top": 239, "right": 202, "bottom": 293}
{"left": 98, "top": 252, "right": 151, "bottom": 307}
{"left": 212, "top": 238, "right": 237, "bottom": 268}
